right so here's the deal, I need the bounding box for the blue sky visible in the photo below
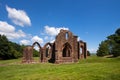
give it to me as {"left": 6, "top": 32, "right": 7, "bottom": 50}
{"left": 0, "top": 0, "right": 120, "bottom": 53}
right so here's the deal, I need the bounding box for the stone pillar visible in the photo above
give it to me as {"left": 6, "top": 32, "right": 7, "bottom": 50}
{"left": 84, "top": 42, "right": 87, "bottom": 59}
{"left": 42, "top": 48, "right": 47, "bottom": 62}
{"left": 73, "top": 36, "right": 78, "bottom": 62}
{"left": 22, "top": 46, "right": 33, "bottom": 63}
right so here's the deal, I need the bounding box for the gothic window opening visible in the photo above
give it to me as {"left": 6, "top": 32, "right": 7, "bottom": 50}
{"left": 80, "top": 47, "right": 82, "bottom": 54}
{"left": 65, "top": 32, "right": 69, "bottom": 40}
{"left": 62, "top": 43, "right": 71, "bottom": 57}
{"left": 80, "top": 46, "right": 84, "bottom": 54}
{"left": 45, "top": 45, "right": 51, "bottom": 58}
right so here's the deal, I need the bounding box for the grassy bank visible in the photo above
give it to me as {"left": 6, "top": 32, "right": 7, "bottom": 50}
{"left": 0, "top": 56, "right": 120, "bottom": 80}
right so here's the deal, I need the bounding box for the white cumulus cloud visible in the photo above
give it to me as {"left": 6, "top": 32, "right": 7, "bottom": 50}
{"left": 31, "top": 36, "right": 43, "bottom": 44}
{"left": 44, "top": 25, "right": 69, "bottom": 36}
{"left": 0, "top": 21, "right": 15, "bottom": 32}
{"left": 20, "top": 39, "right": 30, "bottom": 45}
{"left": 6, "top": 5, "right": 31, "bottom": 27}
{"left": 0, "top": 21, "right": 26, "bottom": 39}
{"left": 6, "top": 30, "right": 26, "bottom": 39}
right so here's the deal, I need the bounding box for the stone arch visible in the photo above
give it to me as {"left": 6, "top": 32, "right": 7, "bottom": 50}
{"left": 62, "top": 42, "right": 72, "bottom": 57}
{"left": 43, "top": 42, "right": 53, "bottom": 58}
{"left": 32, "top": 42, "right": 43, "bottom": 62}
{"left": 43, "top": 42, "right": 53, "bottom": 49}
{"left": 32, "top": 42, "right": 41, "bottom": 49}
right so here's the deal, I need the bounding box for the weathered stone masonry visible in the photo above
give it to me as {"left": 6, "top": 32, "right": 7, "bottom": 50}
{"left": 22, "top": 29, "right": 87, "bottom": 63}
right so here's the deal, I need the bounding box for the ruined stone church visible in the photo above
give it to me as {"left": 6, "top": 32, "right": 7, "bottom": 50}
{"left": 22, "top": 29, "right": 87, "bottom": 63}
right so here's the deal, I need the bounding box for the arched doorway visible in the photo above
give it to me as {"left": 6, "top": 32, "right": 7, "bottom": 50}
{"left": 45, "top": 45, "right": 51, "bottom": 58}
{"left": 43, "top": 42, "right": 55, "bottom": 63}
{"left": 62, "top": 42, "right": 72, "bottom": 57}
{"left": 32, "top": 42, "right": 42, "bottom": 62}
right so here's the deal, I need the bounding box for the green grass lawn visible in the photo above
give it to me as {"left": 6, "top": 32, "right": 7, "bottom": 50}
{"left": 0, "top": 56, "right": 120, "bottom": 80}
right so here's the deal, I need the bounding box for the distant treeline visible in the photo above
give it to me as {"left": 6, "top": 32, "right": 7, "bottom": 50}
{"left": 0, "top": 35, "right": 25, "bottom": 60}
{"left": 0, "top": 35, "right": 39, "bottom": 60}
{"left": 97, "top": 28, "right": 120, "bottom": 57}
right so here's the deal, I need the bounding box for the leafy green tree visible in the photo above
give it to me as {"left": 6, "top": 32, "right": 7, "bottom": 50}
{"left": 97, "top": 28, "right": 120, "bottom": 57}
{"left": 33, "top": 49, "right": 39, "bottom": 57}
{"left": 0, "top": 35, "right": 25, "bottom": 59}
{"left": 107, "top": 28, "right": 120, "bottom": 57}
{"left": 107, "top": 34, "right": 116, "bottom": 55}
{"left": 0, "top": 44, "right": 11, "bottom": 59}
{"left": 96, "top": 41, "right": 109, "bottom": 57}
{"left": 87, "top": 50, "right": 91, "bottom": 56}
{"left": 0, "top": 35, "right": 11, "bottom": 59}
{"left": 9, "top": 41, "right": 23, "bottom": 57}
{"left": 111, "top": 44, "right": 120, "bottom": 57}
{"left": 115, "top": 28, "right": 120, "bottom": 36}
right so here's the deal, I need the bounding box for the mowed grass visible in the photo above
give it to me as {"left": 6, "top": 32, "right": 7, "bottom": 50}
{"left": 0, "top": 56, "right": 120, "bottom": 80}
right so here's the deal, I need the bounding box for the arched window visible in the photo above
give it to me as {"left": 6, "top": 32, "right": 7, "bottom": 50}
{"left": 62, "top": 43, "right": 71, "bottom": 57}
{"left": 80, "top": 46, "right": 84, "bottom": 54}
{"left": 80, "top": 47, "right": 82, "bottom": 54}
{"left": 65, "top": 32, "right": 69, "bottom": 40}
{"left": 45, "top": 45, "right": 51, "bottom": 57}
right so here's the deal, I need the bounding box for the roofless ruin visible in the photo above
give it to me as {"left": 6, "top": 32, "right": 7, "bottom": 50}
{"left": 22, "top": 29, "right": 87, "bottom": 63}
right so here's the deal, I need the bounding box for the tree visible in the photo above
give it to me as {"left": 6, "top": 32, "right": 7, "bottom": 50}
{"left": 0, "top": 35, "right": 12, "bottom": 59}
{"left": 33, "top": 49, "right": 39, "bottom": 57}
{"left": 111, "top": 44, "right": 120, "bottom": 57}
{"left": 87, "top": 50, "right": 91, "bottom": 56}
{"left": 97, "top": 28, "right": 120, "bottom": 57}
{"left": 96, "top": 41, "right": 109, "bottom": 57}
{"left": 107, "top": 28, "right": 120, "bottom": 57}
{"left": 9, "top": 41, "right": 23, "bottom": 57}
{"left": 0, "top": 43, "right": 12, "bottom": 59}
{"left": 0, "top": 35, "right": 24, "bottom": 60}
{"left": 115, "top": 28, "right": 120, "bottom": 36}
